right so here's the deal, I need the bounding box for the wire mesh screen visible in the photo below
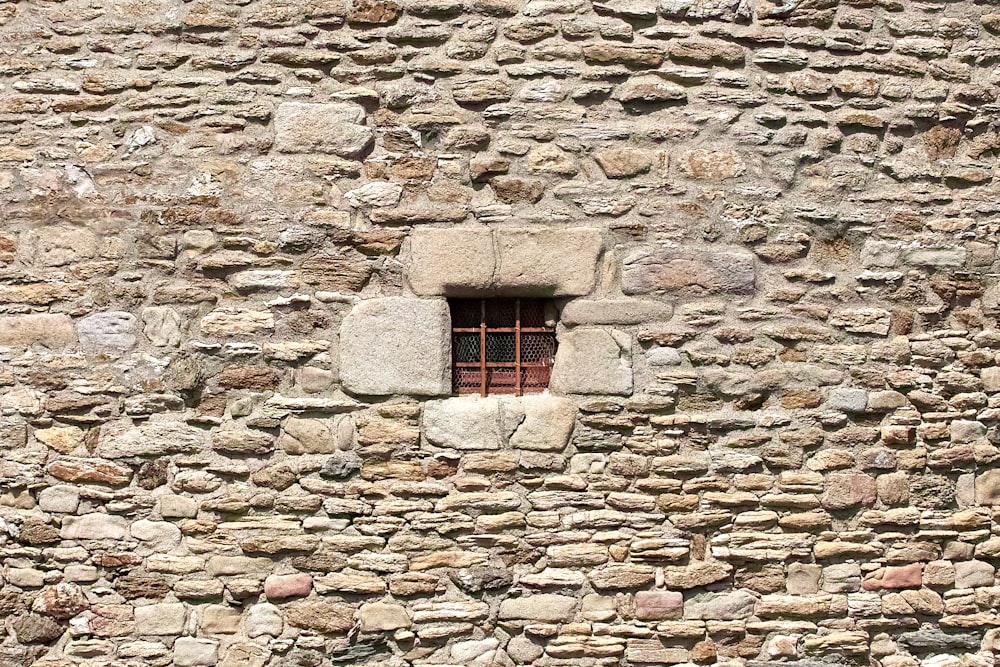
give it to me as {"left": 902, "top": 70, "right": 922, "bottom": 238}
{"left": 450, "top": 298, "right": 556, "bottom": 396}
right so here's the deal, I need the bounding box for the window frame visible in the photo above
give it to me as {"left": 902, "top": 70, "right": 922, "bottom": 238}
{"left": 450, "top": 297, "right": 557, "bottom": 397}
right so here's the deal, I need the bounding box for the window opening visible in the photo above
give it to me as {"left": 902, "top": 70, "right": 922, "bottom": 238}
{"left": 450, "top": 298, "right": 556, "bottom": 396}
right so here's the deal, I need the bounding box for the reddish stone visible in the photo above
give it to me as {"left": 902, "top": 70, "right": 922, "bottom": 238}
{"left": 862, "top": 564, "right": 922, "bottom": 591}
{"left": 821, "top": 472, "right": 877, "bottom": 511}
{"left": 634, "top": 591, "right": 683, "bottom": 620}
{"left": 32, "top": 583, "right": 89, "bottom": 619}
{"left": 264, "top": 573, "right": 313, "bottom": 601}
{"left": 216, "top": 365, "right": 281, "bottom": 390}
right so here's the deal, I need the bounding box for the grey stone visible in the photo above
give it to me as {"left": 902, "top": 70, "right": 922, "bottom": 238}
{"left": 61, "top": 513, "right": 129, "bottom": 540}
{"left": 683, "top": 589, "right": 758, "bottom": 620}
{"left": 506, "top": 395, "right": 576, "bottom": 451}
{"left": 646, "top": 347, "right": 682, "bottom": 366}
{"left": 245, "top": 603, "right": 283, "bottom": 638}
{"left": 320, "top": 451, "right": 363, "bottom": 479}
{"left": 134, "top": 603, "right": 187, "bottom": 635}
{"left": 406, "top": 227, "right": 602, "bottom": 297}
{"left": 131, "top": 519, "right": 182, "bottom": 552}
{"left": 0, "top": 314, "right": 76, "bottom": 349}
{"left": 950, "top": 419, "right": 986, "bottom": 443}
{"left": 498, "top": 594, "right": 577, "bottom": 622}
{"left": 423, "top": 396, "right": 511, "bottom": 450}
{"left": 340, "top": 297, "right": 451, "bottom": 396}
{"left": 623, "top": 246, "right": 755, "bottom": 296}
{"left": 406, "top": 227, "right": 495, "bottom": 296}
{"left": 273, "top": 102, "right": 373, "bottom": 157}
{"left": 508, "top": 635, "right": 545, "bottom": 664}
{"left": 954, "top": 560, "right": 994, "bottom": 589}
{"left": 77, "top": 311, "right": 138, "bottom": 355}
{"left": 173, "top": 637, "right": 219, "bottom": 666}
{"left": 494, "top": 228, "right": 603, "bottom": 297}
{"left": 550, "top": 328, "right": 633, "bottom": 395}
{"left": 141, "top": 307, "right": 183, "bottom": 347}
{"left": 97, "top": 419, "right": 206, "bottom": 458}
{"left": 827, "top": 389, "right": 868, "bottom": 413}
{"left": 37, "top": 485, "right": 80, "bottom": 513}
{"left": 561, "top": 298, "right": 673, "bottom": 326}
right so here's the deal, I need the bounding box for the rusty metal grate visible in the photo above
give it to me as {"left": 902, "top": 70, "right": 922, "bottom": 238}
{"left": 450, "top": 298, "right": 556, "bottom": 396}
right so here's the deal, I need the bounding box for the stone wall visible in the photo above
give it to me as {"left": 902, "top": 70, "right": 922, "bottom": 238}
{"left": 1, "top": 0, "right": 1000, "bottom": 665}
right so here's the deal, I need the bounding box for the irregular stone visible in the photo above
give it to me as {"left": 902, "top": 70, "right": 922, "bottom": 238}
{"left": 623, "top": 247, "right": 755, "bottom": 296}
{"left": 0, "top": 314, "right": 76, "bottom": 348}
{"left": 274, "top": 102, "right": 373, "bottom": 157}
{"left": 32, "top": 583, "right": 89, "bottom": 619}
{"left": 11, "top": 613, "right": 64, "bottom": 644}
{"left": 285, "top": 599, "right": 355, "bottom": 633}
{"left": 594, "top": 148, "right": 655, "bottom": 178}
{"left": 422, "top": 397, "right": 509, "bottom": 450}
{"left": 245, "top": 604, "right": 283, "bottom": 638}
{"left": 821, "top": 472, "right": 877, "bottom": 510}
{"left": 634, "top": 591, "right": 683, "bottom": 619}
{"left": 264, "top": 573, "right": 313, "bottom": 600}
{"left": 77, "top": 311, "right": 138, "bottom": 355}
{"left": 98, "top": 420, "right": 206, "bottom": 458}
{"left": 358, "top": 602, "right": 411, "bottom": 631}
{"left": 506, "top": 395, "right": 576, "bottom": 451}
{"left": 61, "top": 513, "right": 129, "bottom": 540}
{"left": 134, "top": 603, "right": 187, "bottom": 635}
{"left": 173, "top": 637, "right": 219, "bottom": 666}
{"left": 279, "top": 416, "right": 353, "bottom": 454}
{"left": 340, "top": 297, "right": 451, "bottom": 396}
{"left": 551, "top": 328, "right": 632, "bottom": 396}
{"left": 684, "top": 589, "right": 757, "bottom": 620}
{"left": 678, "top": 149, "right": 746, "bottom": 180}
{"left": 142, "top": 306, "right": 183, "bottom": 347}
{"left": 976, "top": 469, "right": 1000, "bottom": 505}
{"left": 499, "top": 594, "right": 577, "bottom": 622}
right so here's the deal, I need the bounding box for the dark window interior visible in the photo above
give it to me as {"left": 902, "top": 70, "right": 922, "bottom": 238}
{"left": 450, "top": 298, "right": 557, "bottom": 396}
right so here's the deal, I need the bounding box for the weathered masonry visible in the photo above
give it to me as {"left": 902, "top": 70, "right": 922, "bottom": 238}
{"left": 1, "top": 0, "right": 1000, "bottom": 665}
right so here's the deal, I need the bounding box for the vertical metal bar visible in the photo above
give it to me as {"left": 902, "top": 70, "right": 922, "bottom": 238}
{"left": 479, "top": 299, "right": 487, "bottom": 397}
{"left": 515, "top": 298, "right": 522, "bottom": 396}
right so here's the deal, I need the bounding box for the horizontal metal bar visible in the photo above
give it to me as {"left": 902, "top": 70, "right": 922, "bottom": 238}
{"left": 454, "top": 362, "right": 551, "bottom": 368}
{"left": 452, "top": 327, "right": 553, "bottom": 333}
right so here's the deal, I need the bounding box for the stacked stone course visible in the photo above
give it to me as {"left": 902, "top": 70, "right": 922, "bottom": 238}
{"left": 1, "top": 0, "right": 1000, "bottom": 665}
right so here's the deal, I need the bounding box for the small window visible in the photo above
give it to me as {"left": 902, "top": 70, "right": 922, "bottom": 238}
{"left": 450, "top": 298, "right": 557, "bottom": 396}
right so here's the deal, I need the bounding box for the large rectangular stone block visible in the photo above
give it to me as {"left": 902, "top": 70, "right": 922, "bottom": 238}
{"left": 550, "top": 328, "right": 633, "bottom": 396}
{"left": 406, "top": 227, "right": 602, "bottom": 297}
{"left": 495, "top": 228, "right": 603, "bottom": 297}
{"left": 406, "top": 227, "right": 495, "bottom": 296}
{"left": 273, "top": 102, "right": 373, "bottom": 158}
{"left": 340, "top": 297, "right": 451, "bottom": 396}
{"left": 622, "top": 246, "right": 755, "bottom": 296}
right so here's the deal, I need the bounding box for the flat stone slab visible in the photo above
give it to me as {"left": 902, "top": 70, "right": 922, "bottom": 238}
{"left": 340, "top": 297, "right": 451, "bottom": 396}
{"left": 550, "top": 328, "right": 633, "bottom": 396}
{"left": 623, "top": 246, "right": 755, "bottom": 296}
{"left": 273, "top": 102, "right": 373, "bottom": 157}
{"left": 561, "top": 298, "right": 673, "bottom": 326}
{"left": 407, "top": 227, "right": 603, "bottom": 297}
{"left": 423, "top": 396, "right": 511, "bottom": 450}
{"left": 0, "top": 314, "right": 76, "bottom": 348}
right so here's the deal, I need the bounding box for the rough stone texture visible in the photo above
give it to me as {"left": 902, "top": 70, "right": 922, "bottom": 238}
{"left": 406, "top": 227, "right": 602, "bottom": 297}
{"left": 273, "top": 102, "right": 373, "bottom": 157}
{"left": 2, "top": 1, "right": 1000, "bottom": 665}
{"left": 340, "top": 297, "right": 450, "bottom": 396}
{"left": 623, "top": 247, "right": 756, "bottom": 296}
{"left": 551, "top": 328, "right": 634, "bottom": 395}
{"left": 0, "top": 314, "right": 75, "bottom": 348}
